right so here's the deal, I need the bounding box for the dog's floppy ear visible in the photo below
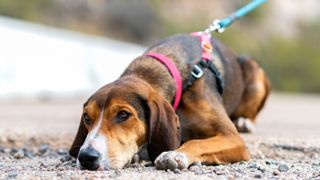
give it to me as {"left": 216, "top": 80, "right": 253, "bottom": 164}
{"left": 69, "top": 116, "right": 88, "bottom": 158}
{"left": 147, "top": 94, "right": 181, "bottom": 162}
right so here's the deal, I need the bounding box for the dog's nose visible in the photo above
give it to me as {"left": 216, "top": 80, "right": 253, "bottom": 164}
{"left": 78, "top": 146, "right": 101, "bottom": 170}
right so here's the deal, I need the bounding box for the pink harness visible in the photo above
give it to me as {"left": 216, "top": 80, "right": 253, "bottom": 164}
{"left": 144, "top": 32, "right": 213, "bottom": 111}
{"left": 191, "top": 32, "right": 213, "bottom": 61}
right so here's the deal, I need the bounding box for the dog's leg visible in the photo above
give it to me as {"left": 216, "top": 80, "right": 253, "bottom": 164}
{"left": 155, "top": 79, "right": 250, "bottom": 170}
{"left": 155, "top": 133, "right": 250, "bottom": 170}
{"left": 231, "top": 56, "right": 271, "bottom": 133}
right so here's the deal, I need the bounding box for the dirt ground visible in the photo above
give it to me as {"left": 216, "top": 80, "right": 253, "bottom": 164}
{"left": 0, "top": 93, "right": 320, "bottom": 179}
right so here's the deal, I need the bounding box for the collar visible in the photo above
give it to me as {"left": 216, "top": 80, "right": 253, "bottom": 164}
{"left": 144, "top": 52, "right": 182, "bottom": 110}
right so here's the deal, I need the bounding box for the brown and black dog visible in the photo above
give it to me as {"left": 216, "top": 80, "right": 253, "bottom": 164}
{"left": 69, "top": 34, "right": 270, "bottom": 171}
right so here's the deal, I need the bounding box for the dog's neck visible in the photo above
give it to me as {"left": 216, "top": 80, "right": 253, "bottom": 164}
{"left": 121, "top": 56, "right": 176, "bottom": 103}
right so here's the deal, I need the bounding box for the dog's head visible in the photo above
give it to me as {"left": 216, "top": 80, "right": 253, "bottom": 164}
{"left": 69, "top": 76, "right": 180, "bottom": 170}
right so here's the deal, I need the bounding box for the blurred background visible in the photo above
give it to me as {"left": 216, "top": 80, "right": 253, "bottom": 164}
{"left": 0, "top": 1, "right": 320, "bottom": 137}
{"left": 1, "top": 0, "right": 320, "bottom": 99}
{"left": 1, "top": 3, "right": 320, "bottom": 179}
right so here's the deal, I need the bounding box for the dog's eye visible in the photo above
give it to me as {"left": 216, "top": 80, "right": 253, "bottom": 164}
{"left": 83, "top": 113, "right": 91, "bottom": 125}
{"left": 116, "top": 110, "right": 131, "bottom": 123}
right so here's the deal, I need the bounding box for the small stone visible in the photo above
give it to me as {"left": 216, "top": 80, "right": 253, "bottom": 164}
{"left": 257, "top": 166, "right": 266, "bottom": 173}
{"left": 254, "top": 174, "right": 262, "bottom": 178}
{"left": 23, "top": 149, "right": 34, "bottom": 158}
{"left": 57, "top": 148, "right": 68, "bottom": 155}
{"left": 8, "top": 171, "right": 18, "bottom": 178}
{"left": 189, "top": 164, "right": 201, "bottom": 172}
{"left": 309, "top": 152, "right": 318, "bottom": 159}
{"left": 273, "top": 170, "right": 281, "bottom": 176}
{"left": 265, "top": 160, "right": 273, "bottom": 165}
{"left": 216, "top": 171, "right": 225, "bottom": 175}
{"left": 248, "top": 163, "right": 258, "bottom": 169}
{"left": 173, "top": 168, "right": 180, "bottom": 174}
{"left": 278, "top": 164, "right": 289, "bottom": 172}
{"left": 194, "top": 169, "right": 203, "bottom": 175}
{"left": 115, "top": 169, "right": 121, "bottom": 176}
{"left": 4, "top": 148, "right": 11, "bottom": 153}
{"left": 0, "top": 146, "right": 4, "bottom": 153}
{"left": 13, "top": 149, "right": 24, "bottom": 159}
{"left": 7, "top": 137, "right": 15, "bottom": 144}
{"left": 60, "top": 155, "right": 72, "bottom": 162}
{"left": 239, "top": 161, "right": 246, "bottom": 165}
{"left": 11, "top": 148, "right": 18, "bottom": 154}
{"left": 109, "top": 174, "right": 117, "bottom": 178}
{"left": 39, "top": 144, "right": 49, "bottom": 154}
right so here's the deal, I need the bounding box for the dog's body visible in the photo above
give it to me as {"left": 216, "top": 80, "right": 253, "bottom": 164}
{"left": 70, "top": 34, "right": 270, "bottom": 170}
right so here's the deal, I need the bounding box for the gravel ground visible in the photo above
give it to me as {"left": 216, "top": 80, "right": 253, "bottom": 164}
{"left": 0, "top": 93, "right": 320, "bottom": 179}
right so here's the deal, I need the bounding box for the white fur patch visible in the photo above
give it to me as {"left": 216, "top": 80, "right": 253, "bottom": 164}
{"left": 77, "top": 111, "right": 108, "bottom": 168}
{"left": 155, "top": 151, "right": 189, "bottom": 170}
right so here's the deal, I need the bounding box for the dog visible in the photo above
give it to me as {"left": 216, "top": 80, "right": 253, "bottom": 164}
{"left": 69, "top": 33, "right": 270, "bottom": 171}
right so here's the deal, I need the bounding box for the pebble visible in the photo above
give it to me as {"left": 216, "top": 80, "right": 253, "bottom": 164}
{"left": 39, "top": 144, "right": 49, "bottom": 154}
{"left": 265, "top": 160, "right": 275, "bottom": 165}
{"left": 7, "top": 137, "right": 15, "bottom": 144}
{"left": 248, "top": 163, "right": 258, "bottom": 169}
{"left": 273, "top": 170, "right": 281, "bottom": 176}
{"left": 60, "top": 155, "right": 72, "bottom": 162}
{"left": 8, "top": 171, "right": 18, "bottom": 178}
{"left": 216, "top": 171, "right": 226, "bottom": 175}
{"left": 13, "top": 149, "right": 24, "bottom": 159}
{"left": 23, "top": 150, "right": 34, "bottom": 158}
{"left": 109, "top": 170, "right": 121, "bottom": 178}
{"left": 257, "top": 166, "right": 266, "bottom": 173}
{"left": 278, "top": 164, "right": 289, "bottom": 172}
{"left": 0, "top": 146, "right": 4, "bottom": 153}
{"left": 11, "top": 148, "right": 18, "bottom": 154}
{"left": 4, "top": 148, "right": 11, "bottom": 153}
{"left": 309, "top": 152, "right": 318, "bottom": 158}
{"left": 57, "top": 148, "right": 68, "bottom": 155}
{"left": 173, "top": 168, "right": 180, "bottom": 174}
{"left": 254, "top": 174, "right": 262, "bottom": 178}
{"left": 194, "top": 169, "right": 203, "bottom": 175}
{"left": 189, "top": 164, "right": 201, "bottom": 172}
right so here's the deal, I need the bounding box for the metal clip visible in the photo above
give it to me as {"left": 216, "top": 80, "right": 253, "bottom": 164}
{"left": 191, "top": 65, "right": 204, "bottom": 79}
{"left": 204, "top": 19, "right": 225, "bottom": 34}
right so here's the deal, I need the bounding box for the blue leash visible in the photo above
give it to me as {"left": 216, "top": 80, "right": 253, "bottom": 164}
{"left": 204, "top": 0, "right": 267, "bottom": 33}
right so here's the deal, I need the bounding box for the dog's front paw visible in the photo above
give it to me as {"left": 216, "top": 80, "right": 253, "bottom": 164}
{"left": 235, "top": 117, "right": 255, "bottom": 133}
{"left": 154, "top": 151, "right": 188, "bottom": 170}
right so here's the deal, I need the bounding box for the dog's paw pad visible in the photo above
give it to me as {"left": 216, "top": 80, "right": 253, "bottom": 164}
{"left": 235, "top": 117, "right": 255, "bottom": 133}
{"left": 154, "top": 151, "right": 188, "bottom": 170}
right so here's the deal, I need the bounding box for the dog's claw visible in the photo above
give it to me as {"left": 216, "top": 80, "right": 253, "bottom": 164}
{"left": 155, "top": 151, "right": 188, "bottom": 170}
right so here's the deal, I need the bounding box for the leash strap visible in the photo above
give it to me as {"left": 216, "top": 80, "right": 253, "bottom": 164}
{"left": 205, "top": 0, "right": 267, "bottom": 33}
{"left": 144, "top": 52, "right": 182, "bottom": 110}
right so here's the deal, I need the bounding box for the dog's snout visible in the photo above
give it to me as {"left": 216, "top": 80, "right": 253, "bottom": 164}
{"left": 78, "top": 146, "right": 101, "bottom": 170}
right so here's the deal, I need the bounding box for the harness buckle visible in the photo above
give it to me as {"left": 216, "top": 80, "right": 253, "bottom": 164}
{"left": 191, "top": 65, "right": 204, "bottom": 79}
{"left": 204, "top": 19, "right": 225, "bottom": 34}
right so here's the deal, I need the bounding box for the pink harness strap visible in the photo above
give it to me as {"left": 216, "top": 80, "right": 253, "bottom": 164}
{"left": 144, "top": 52, "right": 182, "bottom": 110}
{"left": 191, "top": 32, "right": 213, "bottom": 61}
